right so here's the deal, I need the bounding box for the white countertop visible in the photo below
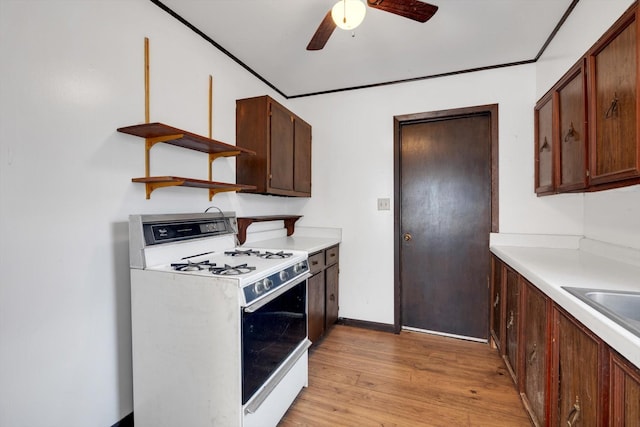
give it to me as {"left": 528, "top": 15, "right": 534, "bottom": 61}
{"left": 243, "top": 235, "right": 340, "bottom": 254}
{"left": 490, "top": 237, "right": 640, "bottom": 368}
{"left": 240, "top": 225, "right": 341, "bottom": 254}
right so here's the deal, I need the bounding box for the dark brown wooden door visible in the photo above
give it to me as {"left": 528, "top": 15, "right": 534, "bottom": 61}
{"left": 398, "top": 112, "right": 492, "bottom": 340}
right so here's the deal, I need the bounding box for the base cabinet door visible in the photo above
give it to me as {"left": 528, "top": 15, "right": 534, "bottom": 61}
{"left": 610, "top": 351, "right": 640, "bottom": 426}
{"left": 504, "top": 266, "right": 520, "bottom": 383}
{"left": 552, "top": 308, "right": 603, "bottom": 426}
{"left": 325, "top": 263, "right": 339, "bottom": 329}
{"left": 307, "top": 270, "right": 325, "bottom": 344}
{"left": 521, "top": 280, "right": 549, "bottom": 427}
{"left": 490, "top": 255, "right": 504, "bottom": 351}
{"left": 307, "top": 245, "right": 339, "bottom": 347}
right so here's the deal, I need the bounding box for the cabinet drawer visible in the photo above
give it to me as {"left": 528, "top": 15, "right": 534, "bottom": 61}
{"left": 308, "top": 252, "right": 325, "bottom": 275}
{"left": 325, "top": 245, "right": 339, "bottom": 266}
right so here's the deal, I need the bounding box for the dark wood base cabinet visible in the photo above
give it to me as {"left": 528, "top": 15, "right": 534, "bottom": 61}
{"left": 610, "top": 351, "right": 640, "bottom": 426}
{"left": 520, "top": 280, "right": 550, "bottom": 427}
{"left": 551, "top": 307, "right": 604, "bottom": 426}
{"left": 307, "top": 245, "right": 339, "bottom": 346}
{"left": 492, "top": 255, "right": 639, "bottom": 427}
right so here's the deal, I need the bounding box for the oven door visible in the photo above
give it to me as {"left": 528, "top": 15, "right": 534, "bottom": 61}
{"left": 242, "top": 276, "right": 309, "bottom": 405}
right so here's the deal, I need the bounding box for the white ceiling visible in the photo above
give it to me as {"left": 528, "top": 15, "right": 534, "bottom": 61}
{"left": 154, "top": 0, "right": 576, "bottom": 98}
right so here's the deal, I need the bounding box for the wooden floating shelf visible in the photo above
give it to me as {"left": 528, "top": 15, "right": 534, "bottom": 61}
{"left": 236, "top": 215, "right": 302, "bottom": 244}
{"left": 132, "top": 176, "right": 256, "bottom": 199}
{"left": 117, "top": 122, "right": 256, "bottom": 156}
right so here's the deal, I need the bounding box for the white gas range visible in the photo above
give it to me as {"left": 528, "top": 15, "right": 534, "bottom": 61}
{"left": 129, "top": 212, "right": 311, "bottom": 427}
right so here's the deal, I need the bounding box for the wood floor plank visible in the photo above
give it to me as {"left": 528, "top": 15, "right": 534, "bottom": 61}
{"left": 279, "top": 325, "right": 532, "bottom": 426}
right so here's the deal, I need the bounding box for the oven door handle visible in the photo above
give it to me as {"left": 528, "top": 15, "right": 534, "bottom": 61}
{"left": 243, "top": 272, "right": 311, "bottom": 313}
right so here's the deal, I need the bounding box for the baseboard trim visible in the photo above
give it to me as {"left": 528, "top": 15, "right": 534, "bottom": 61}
{"left": 110, "top": 412, "right": 133, "bottom": 427}
{"left": 336, "top": 317, "right": 396, "bottom": 333}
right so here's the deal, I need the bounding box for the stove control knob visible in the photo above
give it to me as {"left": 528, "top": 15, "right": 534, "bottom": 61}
{"left": 279, "top": 270, "right": 290, "bottom": 281}
{"left": 254, "top": 280, "right": 265, "bottom": 294}
{"left": 264, "top": 278, "right": 273, "bottom": 290}
{"left": 293, "top": 262, "right": 304, "bottom": 273}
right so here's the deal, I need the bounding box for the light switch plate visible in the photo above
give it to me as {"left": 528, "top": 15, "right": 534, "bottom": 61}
{"left": 377, "top": 198, "right": 390, "bottom": 210}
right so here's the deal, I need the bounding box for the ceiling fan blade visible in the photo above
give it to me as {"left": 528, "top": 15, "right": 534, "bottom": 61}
{"left": 307, "top": 10, "right": 337, "bottom": 51}
{"left": 367, "top": 0, "right": 438, "bottom": 23}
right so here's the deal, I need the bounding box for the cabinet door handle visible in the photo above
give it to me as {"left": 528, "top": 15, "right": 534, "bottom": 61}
{"left": 493, "top": 294, "right": 500, "bottom": 308}
{"left": 605, "top": 92, "right": 619, "bottom": 118}
{"left": 567, "top": 396, "right": 581, "bottom": 426}
{"left": 564, "top": 122, "right": 577, "bottom": 142}
{"left": 329, "top": 293, "right": 335, "bottom": 302}
{"left": 528, "top": 343, "right": 537, "bottom": 365}
{"left": 311, "top": 260, "right": 319, "bottom": 266}
{"left": 403, "top": 233, "right": 412, "bottom": 241}
{"left": 539, "top": 136, "right": 550, "bottom": 152}
{"left": 506, "top": 311, "right": 514, "bottom": 329}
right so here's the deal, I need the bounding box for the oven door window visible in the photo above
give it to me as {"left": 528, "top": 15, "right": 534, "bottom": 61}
{"left": 242, "top": 280, "right": 307, "bottom": 404}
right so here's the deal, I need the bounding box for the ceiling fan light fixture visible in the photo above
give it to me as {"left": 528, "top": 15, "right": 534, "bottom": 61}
{"left": 331, "top": 0, "right": 366, "bottom": 30}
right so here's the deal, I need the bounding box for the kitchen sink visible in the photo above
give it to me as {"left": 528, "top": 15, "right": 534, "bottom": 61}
{"left": 562, "top": 287, "right": 640, "bottom": 339}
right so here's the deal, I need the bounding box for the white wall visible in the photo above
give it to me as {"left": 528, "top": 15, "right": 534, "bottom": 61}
{"left": 0, "top": 1, "right": 302, "bottom": 426}
{"left": 1, "top": 0, "right": 637, "bottom": 426}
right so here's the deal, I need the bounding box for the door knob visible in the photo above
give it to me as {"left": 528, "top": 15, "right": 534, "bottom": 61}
{"left": 403, "top": 233, "right": 412, "bottom": 241}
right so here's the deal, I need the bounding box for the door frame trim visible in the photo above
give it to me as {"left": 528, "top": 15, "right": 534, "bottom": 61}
{"left": 393, "top": 104, "right": 500, "bottom": 333}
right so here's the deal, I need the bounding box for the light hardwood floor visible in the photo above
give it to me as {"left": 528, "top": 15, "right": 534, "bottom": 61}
{"left": 279, "top": 325, "right": 532, "bottom": 426}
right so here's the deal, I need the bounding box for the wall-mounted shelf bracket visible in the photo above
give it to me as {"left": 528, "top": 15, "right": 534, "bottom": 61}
{"left": 236, "top": 215, "right": 302, "bottom": 244}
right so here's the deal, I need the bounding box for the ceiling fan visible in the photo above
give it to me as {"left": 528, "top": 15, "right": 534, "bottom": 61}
{"left": 307, "top": 0, "right": 438, "bottom": 51}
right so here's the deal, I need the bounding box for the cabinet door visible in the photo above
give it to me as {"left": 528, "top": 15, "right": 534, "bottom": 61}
{"left": 610, "top": 351, "right": 640, "bottom": 426}
{"left": 325, "top": 263, "right": 339, "bottom": 329}
{"left": 293, "top": 118, "right": 311, "bottom": 195}
{"left": 269, "top": 101, "right": 294, "bottom": 192}
{"left": 557, "top": 61, "right": 589, "bottom": 192}
{"left": 490, "top": 255, "right": 504, "bottom": 351}
{"left": 535, "top": 92, "right": 555, "bottom": 194}
{"left": 521, "top": 281, "right": 549, "bottom": 427}
{"left": 588, "top": 8, "right": 640, "bottom": 185}
{"left": 504, "top": 267, "right": 520, "bottom": 383}
{"left": 552, "top": 308, "right": 602, "bottom": 426}
{"left": 307, "top": 271, "right": 325, "bottom": 344}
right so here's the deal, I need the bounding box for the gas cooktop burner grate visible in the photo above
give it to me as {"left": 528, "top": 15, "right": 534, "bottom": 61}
{"left": 170, "top": 260, "right": 216, "bottom": 271}
{"left": 258, "top": 251, "right": 293, "bottom": 259}
{"left": 210, "top": 263, "right": 257, "bottom": 275}
{"left": 224, "top": 249, "right": 262, "bottom": 257}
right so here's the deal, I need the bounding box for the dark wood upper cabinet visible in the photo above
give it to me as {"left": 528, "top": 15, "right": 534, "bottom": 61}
{"left": 535, "top": 92, "right": 555, "bottom": 195}
{"left": 236, "top": 95, "right": 312, "bottom": 197}
{"left": 556, "top": 60, "right": 589, "bottom": 192}
{"left": 535, "top": 2, "right": 640, "bottom": 195}
{"left": 588, "top": 5, "right": 640, "bottom": 186}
